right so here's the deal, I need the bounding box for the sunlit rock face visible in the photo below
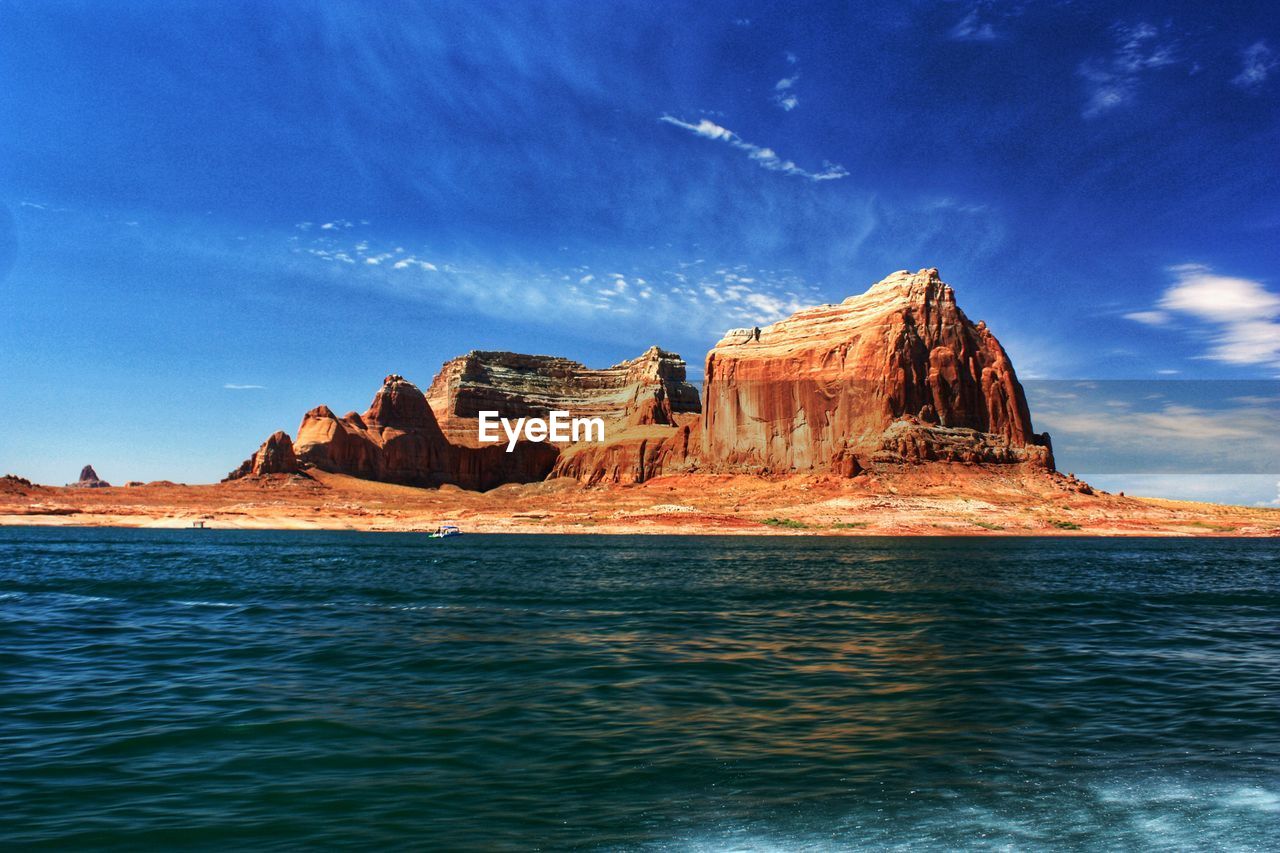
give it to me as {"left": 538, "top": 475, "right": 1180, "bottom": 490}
{"left": 228, "top": 270, "right": 1051, "bottom": 489}
{"left": 549, "top": 421, "right": 701, "bottom": 486}
{"left": 224, "top": 431, "right": 299, "bottom": 480}
{"left": 425, "top": 347, "right": 701, "bottom": 447}
{"left": 290, "top": 375, "right": 558, "bottom": 490}
{"left": 235, "top": 349, "right": 699, "bottom": 491}
{"left": 696, "top": 268, "right": 1053, "bottom": 476}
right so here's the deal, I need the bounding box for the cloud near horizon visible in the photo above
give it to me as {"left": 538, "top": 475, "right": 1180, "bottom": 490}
{"left": 1028, "top": 384, "right": 1280, "bottom": 475}
{"left": 658, "top": 115, "right": 848, "bottom": 181}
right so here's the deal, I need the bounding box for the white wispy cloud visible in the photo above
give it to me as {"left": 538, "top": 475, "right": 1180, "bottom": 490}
{"left": 1125, "top": 264, "right": 1280, "bottom": 371}
{"left": 772, "top": 74, "right": 800, "bottom": 111}
{"left": 292, "top": 228, "right": 823, "bottom": 338}
{"left": 17, "top": 200, "right": 72, "bottom": 213}
{"left": 658, "top": 115, "right": 848, "bottom": 181}
{"left": 1078, "top": 22, "right": 1178, "bottom": 118}
{"left": 1233, "top": 41, "right": 1277, "bottom": 89}
{"left": 947, "top": 1, "right": 1030, "bottom": 42}
{"left": 224, "top": 383, "right": 266, "bottom": 390}
{"left": 1124, "top": 310, "right": 1171, "bottom": 326}
{"left": 950, "top": 8, "right": 999, "bottom": 42}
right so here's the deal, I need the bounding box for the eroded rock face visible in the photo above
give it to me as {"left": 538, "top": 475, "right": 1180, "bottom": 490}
{"left": 67, "top": 465, "right": 110, "bottom": 488}
{"left": 425, "top": 347, "right": 700, "bottom": 446}
{"left": 549, "top": 421, "right": 701, "bottom": 486}
{"left": 228, "top": 269, "right": 1050, "bottom": 490}
{"left": 697, "top": 268, "right": 1052, "bottom": 474}
{"left": 234, "top": 349, "right": 699, "bottom": 490}
{"left": 1, "top": 474, "right": 38, "bottom": 494}
{"left": 292, "top": 374, "right": 558, "bottom": 489}
{"left": 224, "top": 431, "right": 300, "bottom": 480}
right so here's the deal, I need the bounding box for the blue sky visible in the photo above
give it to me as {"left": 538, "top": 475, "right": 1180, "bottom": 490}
{"left": 1, "top": 1, "right": 1277, "bottom": 502}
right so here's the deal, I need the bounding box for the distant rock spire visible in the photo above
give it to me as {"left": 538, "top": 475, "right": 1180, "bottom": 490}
{"left": 67, "top": 465, "right": 110, "bottom": 488}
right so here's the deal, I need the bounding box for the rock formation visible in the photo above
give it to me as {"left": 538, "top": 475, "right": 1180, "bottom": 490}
{"left": 425, "top": 347, "right": 700, "bottom": 446}
{"left": 1, "top": 474, "right": 37, "bottom": 495}
{"left": 696, "top": 268, "right": 1052, "bottom": 476}
{"left": 67, "top": 465, "right": 110, "bottom": 488}
{"left": 264, "top": 374, "right": 559, "bottom": 490}
{"left": 225, "top": 349, "right": 701, "bottom": 489}
{"left": 550, "top": 421, "right": 700, "bottom": 485}
{"left": 228, "top": 269, "right": 1051, "bottom": 490}
{"left": 224, "top": 431, "right": 300, "bottom": 480}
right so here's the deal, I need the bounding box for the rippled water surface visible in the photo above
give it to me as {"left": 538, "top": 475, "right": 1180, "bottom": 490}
{"left": 2, "top": 528, "right": 1279, "bottom": 850}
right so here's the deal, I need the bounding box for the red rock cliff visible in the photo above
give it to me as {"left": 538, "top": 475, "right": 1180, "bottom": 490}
{"left": 231, "top": 349, "right": 697, "bottom": 491}
{"left": 224, "top": 431, "right": 300, "bottom": 480}
{"left": 290, "top": 374, "right": 558, "bottom": 490}
{"left": 425, "top": 347, "right": 700, "bottom": 446}
{"left": 698, "top": 268, "right": 1051, "bottom": 474}
{"left": 227, "top": 269, "right": 1050, "bottom": 489}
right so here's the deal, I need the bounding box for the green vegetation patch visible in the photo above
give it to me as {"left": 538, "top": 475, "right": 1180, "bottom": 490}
{"left": 762, "top": 517, "right": 808, "bottom": 529}
{"left": 1184, "top": 520, "right": 1236, "bottom": 532}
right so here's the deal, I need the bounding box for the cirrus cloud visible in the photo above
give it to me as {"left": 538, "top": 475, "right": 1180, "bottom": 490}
{"left": 1078, "top": 22, "right": 1178, "bottom": 118}
{"left": 658, "top": 115, "right": 848, "bottom": 182}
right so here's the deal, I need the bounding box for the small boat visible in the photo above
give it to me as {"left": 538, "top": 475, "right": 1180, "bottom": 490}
{"left": 428, "top": 523, "right": 462, "bottom": 539}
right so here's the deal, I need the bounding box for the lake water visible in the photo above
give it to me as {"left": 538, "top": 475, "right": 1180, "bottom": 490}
{"left": 2, "top": 528, "right": 1278, "bottom": 850}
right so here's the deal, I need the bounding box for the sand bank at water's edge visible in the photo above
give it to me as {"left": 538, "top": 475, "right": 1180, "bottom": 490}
{"left": 2, "top": 468, "right": 1276, "bottom": 537}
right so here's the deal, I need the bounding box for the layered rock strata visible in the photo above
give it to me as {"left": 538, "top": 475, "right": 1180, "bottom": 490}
{"left": 290, "top": 375, "right": 558, "bottom": 490}
{"left": 425, "top": 347, "right": 700, "bottom": 446}
{"left": 228, "top": 347, "right": 697, "bottom": 489}
{"left": 228, "top": 269, "right": 1051, "bottom": 489}
{"left": 697, "top": 268, "right": 1052, "bottom": 476}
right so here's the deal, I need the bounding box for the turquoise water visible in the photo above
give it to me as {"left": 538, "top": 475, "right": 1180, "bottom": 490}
{"left": 2, "top": 529, "right": 1278, "bottom": 850}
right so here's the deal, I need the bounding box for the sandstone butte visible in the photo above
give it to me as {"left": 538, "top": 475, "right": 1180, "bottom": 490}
{"left": 226, "top": 269, "right": 1055, "bottom": 489}
{"left": 66, "top": 465, "right": 110, "bottom": 489}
